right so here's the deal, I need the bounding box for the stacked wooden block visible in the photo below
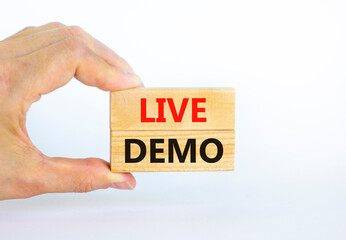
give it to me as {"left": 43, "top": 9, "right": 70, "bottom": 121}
{"left": 110, "top": 88, "right": 235, "bottom": 172}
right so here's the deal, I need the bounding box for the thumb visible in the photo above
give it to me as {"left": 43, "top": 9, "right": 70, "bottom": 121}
{"left": 40, "top": 157, "right": 135, "bottom": 193}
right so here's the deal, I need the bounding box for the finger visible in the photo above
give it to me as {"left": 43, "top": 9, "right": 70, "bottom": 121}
{"left": 64, "top": 26, "right": 135, "bottom": 73}
{"left": 2, "top": 22, "right": 66, "bottom": 41}
{"left": 15, "top": 37, "right": 141, "bottom": 106}
{"left": 1, "top": 26, "right": 134, "bottom": 73}
{"left": 39, "top": 157, "right": 135, "bottom": 193}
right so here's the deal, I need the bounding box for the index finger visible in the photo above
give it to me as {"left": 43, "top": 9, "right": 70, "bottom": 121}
{"left": 13, "top": 37, "right": 142, "bottom": 107}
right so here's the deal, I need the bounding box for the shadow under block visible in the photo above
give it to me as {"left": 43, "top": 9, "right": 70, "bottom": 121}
{"left": 110, "top": 88, "right": 235, "bottom": 172}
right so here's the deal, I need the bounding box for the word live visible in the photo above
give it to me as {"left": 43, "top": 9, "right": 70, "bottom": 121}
{"left": 110, "top": 88, "right": 235, "bottom": 172}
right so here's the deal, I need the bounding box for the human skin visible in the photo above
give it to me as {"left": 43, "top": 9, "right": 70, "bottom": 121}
{"left": 0, "top": 22, "right": 142, "bottom": 200}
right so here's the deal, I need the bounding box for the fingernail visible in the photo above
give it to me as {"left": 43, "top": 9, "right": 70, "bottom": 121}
{"left": 132, "top": 74, "right": 142, "bottom": 87}
{"left": 119, "top": 68, "right": 142, "bottom": 87}
{"left": 110, "top": 181, "right": 134, "bottom": 190}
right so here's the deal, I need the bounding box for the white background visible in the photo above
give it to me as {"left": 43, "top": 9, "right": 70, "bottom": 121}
{"left": 1, "top": 0, "right": 346, "bottom": 239}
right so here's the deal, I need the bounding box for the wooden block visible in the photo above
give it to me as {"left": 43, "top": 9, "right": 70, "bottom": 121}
{"left": 110, "top": 88, "right": 235, "bottom": 130}
{"left": 111, "top": 130, "right": 234, "bottom": 172}
{"left": 110, "top": 88, "right": 235, "bottom": 172}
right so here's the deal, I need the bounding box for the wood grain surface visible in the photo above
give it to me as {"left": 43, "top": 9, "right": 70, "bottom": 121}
{"left": 111, "top": 130, "right": 234, "bottom": 172}
{"left": 110, "top": 88, "right": 235, "bottom": 130}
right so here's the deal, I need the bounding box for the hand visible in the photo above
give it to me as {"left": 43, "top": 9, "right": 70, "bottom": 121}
{"left": 0, "top": 22, "right": 142, "bottom": 200}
